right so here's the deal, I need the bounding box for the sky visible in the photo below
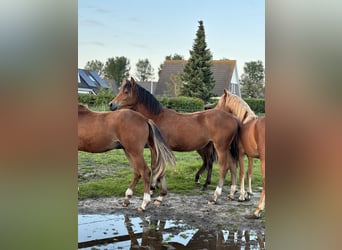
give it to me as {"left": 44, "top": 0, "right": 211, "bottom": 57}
{"left": 78, "top": 0, "right": 265, "bottom": 80}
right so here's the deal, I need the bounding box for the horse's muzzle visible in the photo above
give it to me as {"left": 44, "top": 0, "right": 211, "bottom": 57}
{"left": 109, "top": 102, "right": 119, "bottom": 111}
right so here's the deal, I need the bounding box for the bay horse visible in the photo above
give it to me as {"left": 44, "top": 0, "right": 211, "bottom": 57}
{"left": 78, "top": 103, "right": 175, "bottom": 211}
{"left": 215, "top": 89, "right": 265, "bottom": 218}
{"left": 109, "top": 78, "right": 240, "bottom": 204}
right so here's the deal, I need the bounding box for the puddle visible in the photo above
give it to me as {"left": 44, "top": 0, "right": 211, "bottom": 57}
{"left": 78, "top": 214, "right": 265, "bottom": 249}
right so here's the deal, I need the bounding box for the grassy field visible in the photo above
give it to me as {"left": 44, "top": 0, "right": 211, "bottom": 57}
{"left": 78, "top": 149, "right": 262, "bottom": 200}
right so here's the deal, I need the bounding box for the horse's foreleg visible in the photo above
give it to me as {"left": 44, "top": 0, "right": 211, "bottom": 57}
{"left": 247, "top": 157, "right": 254, "bottom": 195}
{"left": 253, "top": 158, "right": 265, "bottom": 217}
{"left": 238, "top": 155, "right": 246, "bottom": 201}
{"left": 228, "top": 159, "right": 238, "bottom": 200}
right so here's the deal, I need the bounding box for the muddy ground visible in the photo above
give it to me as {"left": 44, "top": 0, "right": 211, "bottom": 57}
{"left": 78, "top": 189, "right": 265, "bottom": 232}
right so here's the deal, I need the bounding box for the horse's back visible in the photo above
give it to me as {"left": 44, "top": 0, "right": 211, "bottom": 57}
{"left": 78, "top": 108, "right": 149, "bottom": 152}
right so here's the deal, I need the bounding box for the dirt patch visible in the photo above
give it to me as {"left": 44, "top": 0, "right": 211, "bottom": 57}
{"left": 78, "top": 191, "right": 265, "bottom": 232}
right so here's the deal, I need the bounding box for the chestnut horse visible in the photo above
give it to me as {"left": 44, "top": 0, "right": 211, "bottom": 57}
{"left": 109, "top": 78, "right": 240, "bottom": 204}
{"left": 216, "top": 89, "right": 265, "bottom": 218}
{"left": 78, "top": 103, "right": 175, "bottom": 211}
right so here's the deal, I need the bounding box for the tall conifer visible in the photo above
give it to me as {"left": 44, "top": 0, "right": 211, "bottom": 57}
{"left": 181, "top": 20, "right": 215, "bottom": 102}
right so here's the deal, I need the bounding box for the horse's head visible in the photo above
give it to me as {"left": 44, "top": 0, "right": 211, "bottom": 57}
{"left": 109, "top": 77, "right": 138, "bottom": 111}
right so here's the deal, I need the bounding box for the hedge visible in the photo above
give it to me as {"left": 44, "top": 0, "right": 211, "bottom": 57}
{"left": 78, "top": 91, "right": 264, "bottom": 114}
{"left": 159, "top": 96, "right": 204, "bottom": 113}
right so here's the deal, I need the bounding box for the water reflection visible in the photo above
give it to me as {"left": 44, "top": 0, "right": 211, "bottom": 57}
{"left": 78, "top": 214, "right": 265, "bottom": 249}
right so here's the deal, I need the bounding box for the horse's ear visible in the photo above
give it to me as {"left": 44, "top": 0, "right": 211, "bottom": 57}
{"left": 223, "top": 88, "right": 228, "bottom": 96}
{"left": 130, "top": 77, "right": 136, "bottom": 85}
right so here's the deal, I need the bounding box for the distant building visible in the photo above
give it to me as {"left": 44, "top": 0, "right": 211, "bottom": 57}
{"left": 156, "top": 59, "right": 241, "bottom": 97}
{"left": 78, "top": 69, "right": 111, "bottom": 94}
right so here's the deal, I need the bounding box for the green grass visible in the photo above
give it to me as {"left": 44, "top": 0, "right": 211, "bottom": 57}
{"left": 78, "top": 149, "right": 263, "bottom": 200}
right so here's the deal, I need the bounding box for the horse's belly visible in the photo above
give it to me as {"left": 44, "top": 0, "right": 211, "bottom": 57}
{"left": 170, "top": 141, "right": 208, "bottom": 152}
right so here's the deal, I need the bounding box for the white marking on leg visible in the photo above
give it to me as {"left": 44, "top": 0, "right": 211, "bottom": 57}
{"left": 140, "top": 193, "right": 151, "bottom": 210}
{"left": 154, "top": 195, "right": 163, "bottom": 203}
{"left": 125, "top": 188, "right": 133, "bottom": 198}
{"left": 248, "top": 177, "right": 253, "bottom": 194}
{"left": 229, "top": 184, "right": 237, "bottom": 198}
{"left": 213, "top": 186, "right": 222, "bottom": 201}
{"left": 239, "top": 180, "right": 245, "bottom": 201}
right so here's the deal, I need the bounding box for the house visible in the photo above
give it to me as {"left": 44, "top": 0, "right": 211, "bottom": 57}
{"left": 155, "top": 59, "right": 241, "bottom": 97}
{"left": 78, "top": 68, "right": 111, "bottom": 94}
{"left": 136, "top": 81, "right": 158, "bottom": 94}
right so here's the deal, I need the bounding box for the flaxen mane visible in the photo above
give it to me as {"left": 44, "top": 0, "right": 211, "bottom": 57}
{"left": 225, "top": 93, "right": 257, "bottom": 124}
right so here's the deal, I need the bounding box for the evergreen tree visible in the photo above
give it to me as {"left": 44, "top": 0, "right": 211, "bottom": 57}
{"left": 180, "top": 20, "right": 215, "bottom": 102}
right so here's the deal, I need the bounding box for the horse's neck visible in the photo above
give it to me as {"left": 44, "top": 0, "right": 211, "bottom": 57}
{"left": 135, "top": 103, "right": 161, "bottom": 120}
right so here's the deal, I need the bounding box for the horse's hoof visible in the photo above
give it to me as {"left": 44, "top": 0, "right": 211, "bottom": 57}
{"left": 245, "top": 214, "right": 261, "bottom": 219}
{"left": 200, "top": 186, "right": 208, "bottom": 191}
{"left": 153, "top": 199, "right": 162, "bottom": 206}
{"left": 227, "top": 196, "right": 234, "bottom": 201}
{"left": 238, "top": 198, "right": 245, "bottom": 202}
{"left": 137, "top": 207, "right": 145, "bottom": 212}
{"left": 122, "top": 200, "right": 130, "bottom": 207}
{"left": 194, "top": 182, "right": 200, "bottom": 187}
{"left": 208, "top": 200, "right": 217, "bottom": 205}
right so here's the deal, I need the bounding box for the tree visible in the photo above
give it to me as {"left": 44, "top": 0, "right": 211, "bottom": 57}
{"left": 135, "top": 59, "right": 154, "bottom": 82}
{"left": 180, "top": 20, "right": 215, "bottom": 102}
{"left": 165, "top": 54, "right": 185, "bottom": 60}
{"left": 104, "top": 56, "right": 130, "bottom": 87}
{"left": 84, "top": 59, "right": 105, "bottom": 77}
{"left": 165, "top": 73, "right": 183, "bottom": 97}
{"left": 240, "top": 60, "right": 265, "bottom": 98}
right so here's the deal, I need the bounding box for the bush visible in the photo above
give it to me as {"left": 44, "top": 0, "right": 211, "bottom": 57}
{"left": 93, "top": 88, "right": 116, "bottom": 106}
{"left": 78, "top": 88, "right": 115, "bottom": 108}
{"left": 78, "top": 93, "right": 96, "bottom": 105}
{"left": 244, "top": 98, "right": 265, "bottom": 114}
{"left": 159, "top": 96, "right": 204, "bottom": 113}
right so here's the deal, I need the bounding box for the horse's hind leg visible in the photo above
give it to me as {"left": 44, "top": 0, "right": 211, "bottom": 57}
{"left": 137, "top": 159, "right": 152, "bottom": 211}
{"left": 123, "top": 169, "right": 140, "bottom": 207}
{"left": 153, "top": 175, "right": 167, "bottom": 206}
{"left": 124, "top": 150, "right": 151, "bottom": 210}
{"left": 196, "top": 143, "right": 215, "bottom": 191}
{"left": 209, "top": 146, "right": 231, "bottom": 204}
{"left": 195, "top": 149, "right": 208, "bottom": 186}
